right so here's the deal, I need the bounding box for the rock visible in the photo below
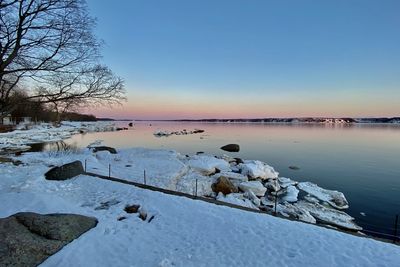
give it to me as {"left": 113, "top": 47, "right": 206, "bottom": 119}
{"left": 278, "top": 177, "right": 298, "bottom": 188}
{"left": 295, "top": 201, "right": 362, "bottom": 231}
{"left": 212, "top": 172, "right": 248, "bottom": 183}
{"left": 211, "top": 176, "right": 238, "bottom": 195}
{"left": 220, "top": 144, "right": 240, "bottom": 152}
{"left": 297, "top": 182, "right": 349, "bottom": 210}
{"left": 0, "top": 212, "right": 97, "bottom": 267}
{"left": 193, "top": 129, "right": 205, "bottom": 133}
{"left": 276, "top": 202, "right": 316, "bottom": 224}
{"left": 45, "top": 160, "right": 84, "bottom": 180}
{"left": 124, "top": 204, "right": 140, "bottom": 213}
{"left": 281, "top": 185, "right": 299, "bottom": 203}
{"left": 238, "top": 181, "right": 267, "bottom": 197}
{"left": 240, "top": 160, "right": 279, "bottom": 180}
{"left": 288, "top": 165, "right": 300, "bottom": 170}
{"left": 0, "top": 157, "right": 22, "bottom": 166}
{"left": 139, "top": 210, "right": 147, "bottom": 221}
{"left": 92, "top": 146, "right": 117, "bottom": 154}
{"left": 264, "top": 180, "right": 281, "bottom": 192}
{"left": 234, "top": 158, "right": 244, "bottom": 164}
{"left": 128, "top": 122, "right": 133, "bottom": 127}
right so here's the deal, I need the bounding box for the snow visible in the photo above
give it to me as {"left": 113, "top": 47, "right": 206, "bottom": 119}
{"left": 0, "top": 121, "right": 116, "bottom": 152}
{"left": 238, "top": 181, "right": 267, "bottom": 197}
{"left": 298, "top": 182, "right": 349, "bottom": 210}
{"left": 0, "top": 148, "right": 399, "bottom": 266}
{"left": 185, "top": 155, "right": 230, "bottom": 175}
{"left": 240, "top": 160, "right": 279, "bottom": 180}
{"left": 216, "top": 192, "right": 258, "bottom": 209}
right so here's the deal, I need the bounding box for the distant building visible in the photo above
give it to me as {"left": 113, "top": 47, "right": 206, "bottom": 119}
{"left": 1, "top": 114, "right": 13, "bottom": 125}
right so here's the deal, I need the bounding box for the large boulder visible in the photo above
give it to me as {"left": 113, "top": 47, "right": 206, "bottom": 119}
{"left": 211, "top": 176, "right": 238, "bottom": 195}
{"left": 45, "top": 161, "right": 84, "bottom": 180}
{"left": 0, "top": 212, "right": 97, "bottom": 267}
{"left": 92, "top": 146, "right": 117, "bottom": 154}
{"left": 220, "top": 144, "right": 240, "bottom": 152}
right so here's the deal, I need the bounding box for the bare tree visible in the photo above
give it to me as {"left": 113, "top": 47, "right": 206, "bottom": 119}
{"left": 0, "top": 0, "right": 125, "bottom": 118}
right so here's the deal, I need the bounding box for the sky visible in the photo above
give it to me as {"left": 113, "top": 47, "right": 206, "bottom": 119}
{"left": 86, "top": 0, "right": 400, "bottom": 120}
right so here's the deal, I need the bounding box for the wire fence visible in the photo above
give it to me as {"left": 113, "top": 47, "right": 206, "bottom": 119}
{"left": 83, "top": 160, "right": 399, "bottom": 244}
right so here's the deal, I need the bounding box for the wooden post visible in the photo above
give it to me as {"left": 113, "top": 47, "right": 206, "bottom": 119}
{"left": 394, "top": 214, "right": 399, "bottom": 243}
{"left": 144, "top": 170, "right": 146, "bottom": 185}
{"left": 108, "top": 164, "right": 111, "bottom": 178}
{"left": 84, "top": 159, "right": 87, "bottom": 172}
{"left": 195, "top": 179, "right": 198, "bottom": 197}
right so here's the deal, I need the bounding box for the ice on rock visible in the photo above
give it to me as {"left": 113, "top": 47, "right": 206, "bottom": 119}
{"left": 240, "top": 160, "right": 279, "bottom": 180}
{"left": 186, "top": 155, "right": 230, "bottom": 175}
{"left": 212, "top": 171, "right": 248, "bottom": 184}
{"left": 297, "top": 182, "right": 349, "bottom": 210}
{"left": 243, "top": 190, "right": 261, "bottom": 207}
{"left": 238, "top": 181, "right": 267, "bottom": 197}
{"left": 278, "top": 177, "right": 298, "bottom": 188}
{"left": 281, "top": 185, "right": 299, "bottom": 203}
{"left": 276, "top": 202, "right": 316, "bottom": 224}
{"left": 216, "top": 192, "right": 259, "bottom": 209}
{"left": 295, "top": 201, "right": 362, "bottom": 231}
{"left": 264, "top": 180, "right": 281, "bottom": 192}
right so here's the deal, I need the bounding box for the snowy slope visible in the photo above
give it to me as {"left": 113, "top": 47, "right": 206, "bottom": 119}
{"left": 0, "top": 157, "right": 399, "bottom": 266}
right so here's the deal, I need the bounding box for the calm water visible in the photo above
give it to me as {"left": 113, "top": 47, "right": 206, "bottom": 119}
{"left": 46, "top": 121, "right": 400, "bottom": 238}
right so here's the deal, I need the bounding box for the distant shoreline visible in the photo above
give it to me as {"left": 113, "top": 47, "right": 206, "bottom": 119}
{"left": 127, "top": 117, "right": 400, "bottom": 124}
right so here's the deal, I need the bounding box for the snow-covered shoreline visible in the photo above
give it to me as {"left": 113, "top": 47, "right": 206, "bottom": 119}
{"left": 0, "top": 145, "right": 399, "bottom": 266}
{"left": 0, "top": 121, "right": 116, "bottom": 152}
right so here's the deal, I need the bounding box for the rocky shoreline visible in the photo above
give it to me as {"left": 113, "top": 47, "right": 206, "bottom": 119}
{"left": 0, "top": 121, "right": 117, "bottom": 153}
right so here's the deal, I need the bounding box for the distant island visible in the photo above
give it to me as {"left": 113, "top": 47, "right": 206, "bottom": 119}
{"left": 134, "top": 117, "right": 400, "bottom": 124}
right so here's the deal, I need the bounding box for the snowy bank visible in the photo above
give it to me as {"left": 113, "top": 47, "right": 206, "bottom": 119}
{"left": 0, "top": 151, "right": 399, "bottom": 266}
{"left": 0, "top": 121, "right": 116, "bottom": 152}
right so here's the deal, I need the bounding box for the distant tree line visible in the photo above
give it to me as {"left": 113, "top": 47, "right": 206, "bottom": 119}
{"left": 10, "top": 93, "right": 97, "bottom": 122}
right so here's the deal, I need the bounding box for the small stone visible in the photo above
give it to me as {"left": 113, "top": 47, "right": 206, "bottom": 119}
{"left": 289, "top": 166, "right": 300, "bottom": 170}
{"left": 139, "top": 210, "right": 147, "bottom": 221}
{"left": 124, "top": 204, "right": 140, "bottom": 214}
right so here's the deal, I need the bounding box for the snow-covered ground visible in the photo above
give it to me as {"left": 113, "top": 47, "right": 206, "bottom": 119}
{"left": 0, "top": 147, "right": 399, "bottom": 266}
{"left": 0, "top": 121, "right": 116, "bottom": 152}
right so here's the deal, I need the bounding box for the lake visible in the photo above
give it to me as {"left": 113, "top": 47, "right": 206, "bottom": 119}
{"left": 41, "top": 121, "right": 400, "bottom": 239}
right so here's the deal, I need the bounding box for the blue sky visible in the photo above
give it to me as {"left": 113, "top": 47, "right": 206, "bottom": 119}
{"left": 87, "top": 0, "right": 400, "bottom": 119}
